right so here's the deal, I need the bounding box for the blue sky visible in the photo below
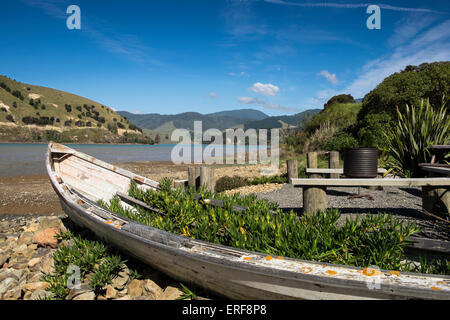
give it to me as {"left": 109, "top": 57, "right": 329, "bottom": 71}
{"left": 1, "top": 0, "right": 449, "bottom": 116}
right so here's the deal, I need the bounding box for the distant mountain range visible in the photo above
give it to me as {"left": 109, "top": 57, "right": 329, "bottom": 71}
{"left": 118, "top": 108, "right": 321, "bottom": 137}
{"left": 117, "top": 109, "right": 269, "bottom": 132}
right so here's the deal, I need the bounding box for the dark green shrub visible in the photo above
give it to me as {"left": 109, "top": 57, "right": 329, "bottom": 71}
{"left": 128, "top": 123, "right": 142, "bottom": 132}
{"left": 0, "top": 82, "right": 11, "bottom": 92}
{"left": 215, "top": 176, "right": 248, "bottom": 192}
{"left": 321, "top": 130, "right": 359, "bottom": 153}
{"left": 11, "top": 90, "right": 24, "bottom": 100}
{"left": 22, "top": 116, "right": 38, "bottom": 124}
{"left": 44, "top": 130, "right": 61, "bottom": 141}
{"left": 117, "top": 122, "right": 125, "bottom": 129}
{"left": 6, "top": 114, "right": 14, "bottom": 122}
{"left": 247, "top": 174, "right": 288, "bottom": 185}
{"left": 107, "top": 123, "right": 118, "bottom": 134}
{"left": 357, "top": 113, "right": 394, "bottom": 148}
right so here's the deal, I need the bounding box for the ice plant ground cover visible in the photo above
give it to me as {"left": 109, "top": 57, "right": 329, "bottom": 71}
{"left": 100, "top": 179, "right": 449, "bottom": 275}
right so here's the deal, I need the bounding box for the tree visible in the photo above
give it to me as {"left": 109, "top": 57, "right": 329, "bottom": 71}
{"left": 356, "top": 62, "right": 450, "bottom": 149}
{"left": 155, "top": 133, "right": 161, "bottom": 144}
{"left": 324, "top": 94, "right": 355, "bottom": 109}
{"left": 358, "top": 62, "right": 450, "bottom": 121}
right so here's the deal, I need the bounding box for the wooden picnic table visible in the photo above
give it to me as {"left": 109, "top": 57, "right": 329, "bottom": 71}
{"left": 428, "top": 145, "right": 450, "bottom": 164}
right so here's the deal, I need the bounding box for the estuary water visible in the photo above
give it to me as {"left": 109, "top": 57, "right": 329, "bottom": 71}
{"left": 0, "top": 143, "right": 266, "bottom": 176}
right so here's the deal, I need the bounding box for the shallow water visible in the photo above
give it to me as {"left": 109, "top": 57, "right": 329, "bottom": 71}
{"left": 0, "top": 143, "right": 266, "bottom": 176}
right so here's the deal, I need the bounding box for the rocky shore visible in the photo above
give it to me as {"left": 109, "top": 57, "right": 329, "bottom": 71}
{"left": 0, "top": 214, "right": 211, "bottom": 300}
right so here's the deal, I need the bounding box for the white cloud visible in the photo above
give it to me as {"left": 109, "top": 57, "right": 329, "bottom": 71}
{"left": 237, "top": 97, "right": 300, "bottom": 113}
{"left": 228, "top": 71, "right": 249, "bottom": 77}
{"left": 205, "top": 92, "right": 218, "bottom": 99}
{"left": 388, "top": 13, "right": 438, "bottom": 47}
{"left": 318, "top": 70, "right": 339, "bottom": 85}
{"left": 264, "top": 0, "right": 446, "bottom": 14}
{"left": 249, "top": 82, "right": 280, "bottom": 96}
{"left": 345, "top": 19, "right": 450, "bottom": 99}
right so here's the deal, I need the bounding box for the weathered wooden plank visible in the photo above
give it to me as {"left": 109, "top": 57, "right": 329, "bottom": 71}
{"left": 116, "top": 192, "right": 165, "bottom": 216}
{"left": 291, "top": 177, "right": 450, "bottom": 187}
{"left": 306, "top": 168, "right": 388, "bottom": 174}
{"left": 420, "top": 166, "right": 450, "bottom": 176}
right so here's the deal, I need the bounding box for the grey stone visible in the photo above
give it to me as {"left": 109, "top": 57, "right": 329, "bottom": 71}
{"left": 0, "top": 277, "right": 19, "bottom": 298}
{"left": 30, "top": 289, "right": 52, "bottom": 300}
{"left": 112, "top": 267, "right": 129, "bottom": 290}
{"left": 72, "top": 291, "right": 96, "bottom": 300}
{"left": 68, "top": 284, "right": 94, "bottom": 300}
{"left": 0, "top": 253, "right": 8, "bottom": 266}
{"left": 0, "top": 268, "right": 26, "bottom": 282}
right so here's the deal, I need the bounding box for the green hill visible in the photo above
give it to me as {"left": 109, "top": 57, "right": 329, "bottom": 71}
{"left": 208, "top": 109, "right": 269, "bottom": 121}
{"left": 0, "top": 75, "right": 152, "bottom": 143}
{"left": 244, "top": 109, "right": 321, "bottom": 130}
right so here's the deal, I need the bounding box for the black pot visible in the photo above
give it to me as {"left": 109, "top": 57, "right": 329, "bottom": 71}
{"left": 343, "top": 148, "right": 378, "bottom": 178}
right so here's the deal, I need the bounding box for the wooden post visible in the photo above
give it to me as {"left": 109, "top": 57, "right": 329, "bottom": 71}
{"left": 188, "top": 166, "right": 201, "bottom": 190}
{"left": 422, "top": 170, "right": 450, "bottom": 215}
{"left": 328, "top": 151, "right": 339, "bottom": 179}
{"left": 287, "top": 160, "right": 298, "bottom": 181}
{"left": 200, "top": 166, "right": 215, "bottom": 193}
{"left": 173, "top": 179, "right": 188, "bottom": 189}
{"left": 303, "top": 152, "right": 327, "bottom": 215}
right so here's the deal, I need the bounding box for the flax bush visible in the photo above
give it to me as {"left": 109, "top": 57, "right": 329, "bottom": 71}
{"left": 384, "top": 99, "right": 450, "bottom": 177}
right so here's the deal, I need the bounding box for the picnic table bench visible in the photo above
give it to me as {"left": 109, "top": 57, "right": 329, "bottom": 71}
{"left": 290, "top": 177, "right": 450, "bottom": 214}
{"left": 289, "top": 151, "right": 450, "bottom": 215}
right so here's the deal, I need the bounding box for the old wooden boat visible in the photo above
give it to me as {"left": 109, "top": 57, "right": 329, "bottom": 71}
{"left": 46, "top": 142, "right": 450, "bottom": 300}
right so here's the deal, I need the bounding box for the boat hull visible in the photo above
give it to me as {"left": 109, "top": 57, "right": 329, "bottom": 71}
{"left": 46, "top": 143, "right": 450, "bottom": 300}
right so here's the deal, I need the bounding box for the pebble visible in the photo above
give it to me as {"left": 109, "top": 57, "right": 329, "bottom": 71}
{"left": 0, "top": 214, "right": 208, "bottom": 300}
{"left": 159, "top": 286, "right": 184, "bottom": 300}
{"left": 127, "top": 279, "right": 143, "bottom": 296}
